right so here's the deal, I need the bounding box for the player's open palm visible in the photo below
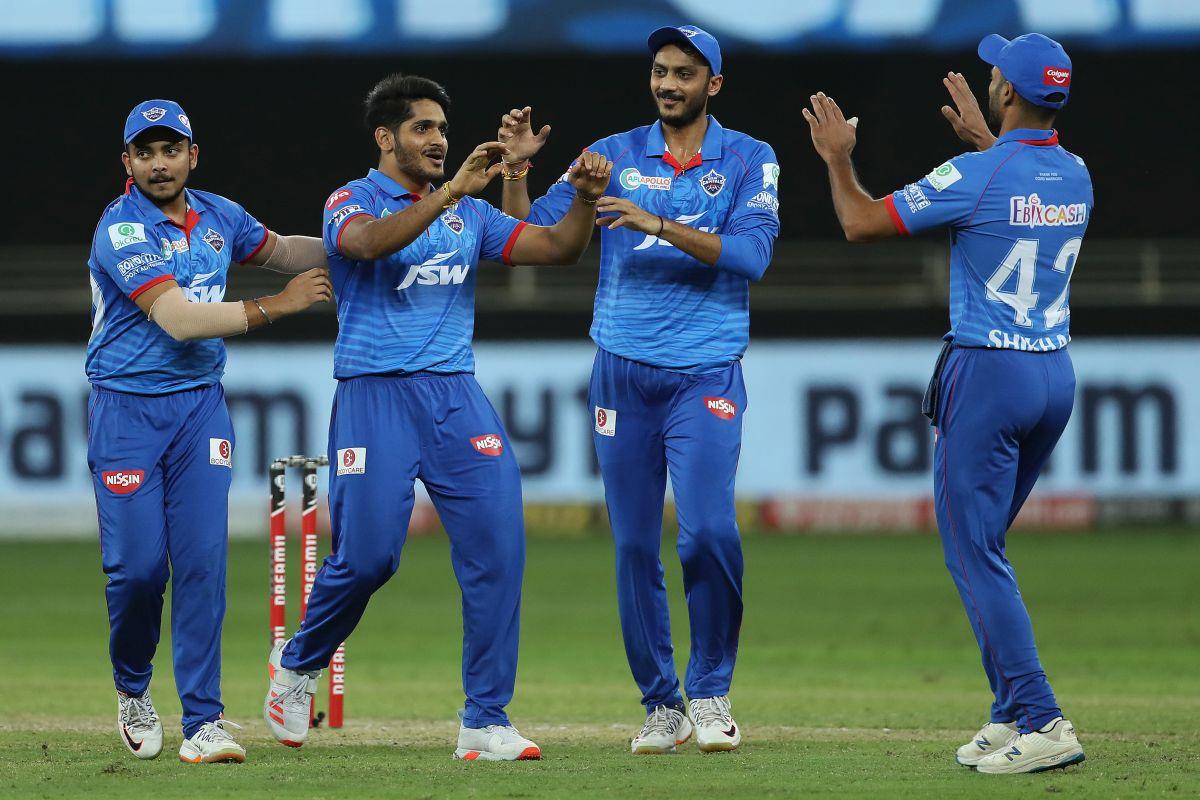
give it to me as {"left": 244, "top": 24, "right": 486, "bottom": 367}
{"left": 941, "top": 72, "right": 996, "bottom": 151}
{"left": 802, "top": 92, "right": 859, "bottom": 163}
{"left": 448, "top": 141, "right": 509, "bottom": 198}
{"left": 568, "top": 150, "right": 612, "bottom": 200}
{"left": 498, "top": 106, "right": 550, "bottom": 163}
{"left": 278, "top": 268, "right": 333, "bottom": 313}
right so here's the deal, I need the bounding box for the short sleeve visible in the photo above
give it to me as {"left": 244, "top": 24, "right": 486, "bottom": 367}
{"left": 886, "top": 152, "right": 990, "bottom": 236}
{"left": 471, "top": 200, "right": 526, "bottom": 266}
{"left": 226, "top": 201, "right": 269, "bottom": 263}
{"left": 322, "top": 185, "right": 375, "bottom": 256}
{"left": 92, "top": 219, "right": 175, "bottom": 301}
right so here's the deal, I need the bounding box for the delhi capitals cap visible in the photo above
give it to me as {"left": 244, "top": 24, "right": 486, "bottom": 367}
{"left": 977, "top": 33, "right": 1072, "bottom": 109}
{"left": 647, "top": 25, "right": 722, "bottom": 76}
{"left": 123, "top": 99, "right": 194, "bottom": 145}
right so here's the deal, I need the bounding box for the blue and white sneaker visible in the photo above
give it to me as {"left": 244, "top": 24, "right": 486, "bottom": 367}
{"left": 956, "top": 721, "right": 1018, "bottom": 767}
{"left": 976, "top": 718, "right": 1086, "bottom": 774}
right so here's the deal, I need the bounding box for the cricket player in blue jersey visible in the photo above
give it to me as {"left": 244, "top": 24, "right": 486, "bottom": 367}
{"left": 498, "top": 26, "right": 779, "bottom": 754}
{"left": 262, "top": 74, "right": 612, "bottom": 761}
{"left": 88, "top": 100, "right": 331, "bottom": 763}
{"left": 803, "top": 34, "right": 1091, "bottom": 774}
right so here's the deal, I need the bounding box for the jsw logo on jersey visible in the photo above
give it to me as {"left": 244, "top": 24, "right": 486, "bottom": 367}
{"left": 470, "top": 434, "right": 504, "bottom": 456}
{"left": 633, "top": 213, "right": 718, "bottom": 250}
{"left": 184, "top": 268, "right": 226, "bottom": 303}
{"left": 704, "top": 396, "right": 737, "bottom": 420}
{"left": 102, "top": 469, "right": 145, "bottom": 494}
{"left": 396, "top": 249, "right": 470, "bottom": 291}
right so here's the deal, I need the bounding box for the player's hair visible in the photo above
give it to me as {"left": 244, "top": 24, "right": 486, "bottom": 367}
{"left": 1015, "top": 92, "right": 1058, "bottom": 126}
{"left": 654, "top": 40, "right": 713, "bottom": 78}
{"left": 363, "top": 74, "right": 452, "bottom": 134}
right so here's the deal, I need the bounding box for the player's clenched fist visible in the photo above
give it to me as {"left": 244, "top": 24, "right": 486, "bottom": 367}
{"left": 802, "top": 91, "right": 860, "bottom": 163}
{"left": 568, "top": 150, "right": 613, "bottom": 201}
{"left": 276, "top": 268, "right": 333, "bottom": 313}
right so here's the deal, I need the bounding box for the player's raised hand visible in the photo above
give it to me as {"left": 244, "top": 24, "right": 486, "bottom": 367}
{"left": 567, "top": 151, "right": 612, "bottom": 201}
{"left": 802, "top": 92, "right": 859, "bottom": 163}
{"left": 941, "top": 72, "right": 997, "bottom": 151}
{"left": 498, "top": 106, "right": 551, "bottom": 163}
{"left": 446, "top": 141, "right": 508, "bottom": 198}
{"left": 276, "top": 268, "right": 333, "bottom": 313}
{"left": 594, "top": 196, "right": 660, "bottom": 234}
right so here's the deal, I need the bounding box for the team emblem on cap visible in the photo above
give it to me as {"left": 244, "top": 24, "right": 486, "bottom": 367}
{"left": 141, "top": 107, "right": 167, "bottom": 122}
{"left": 681, "top": 27, "right": 699, "bottom": 38}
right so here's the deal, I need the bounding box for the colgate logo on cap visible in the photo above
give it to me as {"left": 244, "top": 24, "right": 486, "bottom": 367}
{"left": 704, "top": 396, "right": 737, "bottom": 420}
{"left": 470, "top": 434, "right": 504, "bottom": 456}
{"left": 102, "top": 470, "right": 145, "bottom": 494}
{"left": 1043, "top": 67, "right": 1071, "bottom": 87}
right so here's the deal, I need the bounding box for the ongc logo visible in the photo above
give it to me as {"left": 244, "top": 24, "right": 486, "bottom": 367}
{"left": 102, "top": 470, "right": 145, "bottom": 494}
{"left": 470, "top": 434, "right": 504, "bottom": 456}
{"left": 704, "top": 396, "right": 737, "bottom": 420}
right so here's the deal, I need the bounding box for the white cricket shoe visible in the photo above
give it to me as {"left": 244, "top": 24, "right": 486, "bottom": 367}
{"left": 264, "top": 639, "right": 317, "bottom": 747}
{"left": 178, "top": 718, "right": 246, "bottom": 764}
{"left": 116, "top": 689, "right": 162, "bottom": 760}
{"left": 631, "top": 705, "right": 693, "bottom": 754}
{"left": 689, "top": 695, "right": 742, "bottom": 753}
{"left": 454, "top": 722, "right": 542, "bottom": 761}
{"left": 956, "top": 721, "right": 1019, "bottom": 767}
{"left": 976, "top": 718, "right": 1086, "bottom": 774}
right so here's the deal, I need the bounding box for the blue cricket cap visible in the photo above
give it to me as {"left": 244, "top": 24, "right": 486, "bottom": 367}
{"left": 123, "top": 99, "right": 194, "bottom": 145}
{"left": 978, "top": 33, "right": 1072, "bottom": 109}
{"left": 647, "top": 25, "right": 722, "bottom": 76}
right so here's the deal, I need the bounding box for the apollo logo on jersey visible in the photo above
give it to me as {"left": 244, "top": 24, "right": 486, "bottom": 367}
{"left": 1043, "top": 67, "right": 1071, "bottom": 87}
{"left": 396, "top": 250, "right": 470, "bottom": 290}
{"left": 1009, "top": 194, "right": 1087, "bottom": 228}
{"left": 619, "top": 167, "right": 671, "bottom": 191}
{"left": 704, "top": 396, "right": 737, "bottom": 420}
{"left": 595, "top": 406, "right": 617, "bottom": 437}
{"left": 470, "top": 434, "right": 504, "bottom": 456}
{"left": 209, "top": 438, "right": 232, "bottom": 467}
{"left": 102, "top": 469, "right": 145, "bottom": 494}
{"left": 336, "top": 447, "right": 366, "bottom": 475}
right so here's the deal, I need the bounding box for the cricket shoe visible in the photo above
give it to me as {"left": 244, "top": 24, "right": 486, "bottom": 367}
{"left": 264, "top": 639, "right": 317, "bottom": 747}
{"left": 955, "top": 721, "right": 1019, "bottom": 767}
{"left": 630, "top": 705, "right": 693, "bottom": 754}
{"left": 178, "top": 718, "right": 245, "bottom": 764}
{"left": 689, "top": 695, "right": 742, "bottom": 753}
{"left": 976, "top": 718, "right": 1086, "bottom": 774}
{"left": 454, "top": 720, "right": 541, "bottom": 761}
{"left": 116, "top": 689, "right": 162, "bottom": 759}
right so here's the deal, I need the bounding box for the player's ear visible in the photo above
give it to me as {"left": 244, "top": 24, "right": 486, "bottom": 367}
{"left": 121, "top": 151, "right": 132, "bottom": 178}
{"left": 374, "top": 125, "right": 394, "bottom": 154}
{"left": 189, "top": 142, "right": 199, "bottom": 170}
{"left": 707, "top": 73, "right": 724, "bottom": 98}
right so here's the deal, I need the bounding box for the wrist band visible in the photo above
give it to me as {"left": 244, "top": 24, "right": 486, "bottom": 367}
{"left": 441, "top": 183, "right": 461, "bottom": 208}
{"left": 253, "top": 298, "right": 272, "bottom": 325}
{"left": 577, "top": 193, "right": 599, "bottom": 206}
{"left": 656, "top": 215, "right": 665, "bottom": 236}
{"left": 502, "top": 164, "right": 531, "bottom": 181}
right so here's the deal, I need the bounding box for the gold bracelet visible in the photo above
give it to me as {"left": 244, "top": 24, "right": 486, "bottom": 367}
{"left": 253, "top": 298, "right": 272, "bottom": 325}
{"left": 502, "top": 162, "right": 531, "bottom": 181}
{"left": 441, "top": 183, "right": 461, "bottom": 208}
{"left": 577, "top": 193, "right": 599, "bottom": 206}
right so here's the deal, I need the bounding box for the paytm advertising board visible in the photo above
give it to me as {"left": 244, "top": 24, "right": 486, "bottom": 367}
{"left": 2, "top": 0, "right": 1199, "bottom": 57}
{"left": 0, "top": 341, "right": 1194, "bottom": 536}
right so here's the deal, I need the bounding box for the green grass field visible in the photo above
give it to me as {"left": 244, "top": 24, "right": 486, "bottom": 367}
{"left": 1, "top": 530, "right": 1197, "bottom": 798}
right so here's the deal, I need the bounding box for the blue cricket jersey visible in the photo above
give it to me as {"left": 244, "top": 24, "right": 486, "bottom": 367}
{"left": 322, "top": 169, "right": 527, "bottom": 378}
{"left": 527, "top": 116, "right": 780, "bottom": 372}
{"left": 86, "top": 182, "right": 268, "bottom": 394}
{"left": 886, "top": 128, "right": 1093, "bottom": 351}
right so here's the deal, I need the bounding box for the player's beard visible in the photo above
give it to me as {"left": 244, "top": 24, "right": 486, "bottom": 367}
{"left": 656, "top": 91, "right": 707, "bottom": 128}
{"left": 394, "top": 143, "right": 444, "bottom": 186}
{"left": 138, "top": 168, "right": 188, "bottom": 207}
{"left": 987, "top": 84, "right": 1004, "bottom": 129}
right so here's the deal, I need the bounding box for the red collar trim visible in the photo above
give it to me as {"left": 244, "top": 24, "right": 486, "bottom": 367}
{"left": 167, "top": 207, "right": 202, "bottom": 240}
{"left": 1017, "top": 130, "right": 1059, "bottom": 146}
{"left": 124, "top": 177, "right": 134, "bottom": 196}
{"left": 662, "top": 150, "right": 703, "bottom": 176}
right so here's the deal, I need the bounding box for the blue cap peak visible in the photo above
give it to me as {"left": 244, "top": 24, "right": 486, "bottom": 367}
{"left": 978, "top": 33, "right": 1072, "bottom": 110}
{"left": 647, "top": 25, "right": 722, "bottom": 76}
{"left": 123, "top": 99, "right": 193, "bottom": 146}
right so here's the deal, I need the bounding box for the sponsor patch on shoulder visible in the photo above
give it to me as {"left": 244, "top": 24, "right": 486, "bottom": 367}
{"left": 336, "top": 447, "right": 365, "bottom": 475}
{"left": 108, "top": 222, "right": 147, "bottom": 250}
{"left": 209, "top": 438, "right": 232, "bottom": 467}
{"left": 326, "top": 189, "right": 353, "bottom": 209}
{"left": 594, "top": 406, "right": 616, "bottom": 437}
{"left": 925, "top": 162, "right": 963, "bottom": 191}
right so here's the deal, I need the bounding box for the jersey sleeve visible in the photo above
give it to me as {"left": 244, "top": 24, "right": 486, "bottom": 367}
{"left": 525, "top": 139, "right": 607, "bottom": 226}
{"left": 713, "top": 142, "right": 781, "bottom": 282}
{"left": 886, "top": 151, "right": 991, "bottom": 236}
{"left": 92, "top": 219, "right": 175, "bottom": 301}
{"left": 473, "top": 200, "right": 527, "bottom": 266}
{"left": 224, "top": 201, "right": 269, "bottom": 263}
{"left": 322, "top": 184, "right": 375, "bottom": 256}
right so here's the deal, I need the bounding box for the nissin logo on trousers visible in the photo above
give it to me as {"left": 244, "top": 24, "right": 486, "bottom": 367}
{"left": 705, "top": 396, "right": 737, "bottom": 420}
{"left": 470, "top": 434, "right": 504, "bottom": 456}
{"left": 396, "top": 250, "right": 470, "bottom": 291}
{"left": 102, "top": 470, "right": 145, "bottom": 494}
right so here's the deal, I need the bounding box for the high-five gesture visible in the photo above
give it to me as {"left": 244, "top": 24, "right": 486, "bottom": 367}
{"left": 802, "top": 92, "right": 860, "bottom": 164}
{"left": 567, "top": 150, "right": 612, "bottom": 202}
{"left": 446, "top": 141, "right": 510, "bottom": 199}
{"left": 940, "top": 71, "right": 997, "bottom": 151}
{"left": 498, "top": 106, "right": 551, "bottom": 164}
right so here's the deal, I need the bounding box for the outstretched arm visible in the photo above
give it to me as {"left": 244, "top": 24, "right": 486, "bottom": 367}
{"left": 497, "top": 106, "right": 551, "bottom": 221}
{"left": 802, "top": 92, "right": 897, "bottom": 243}
{"left": 507, "top": 151, "right": 612, "bottom": 266}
